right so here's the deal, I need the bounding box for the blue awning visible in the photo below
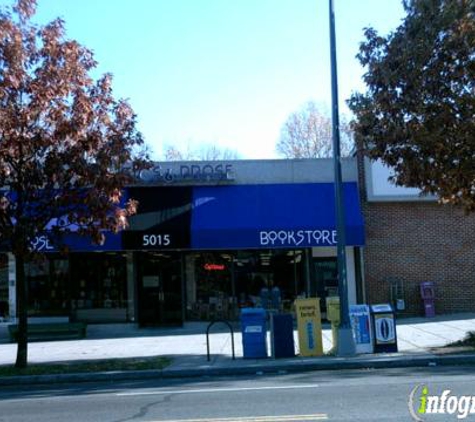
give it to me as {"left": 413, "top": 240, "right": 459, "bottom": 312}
{"left": 191, "top": 183, "right": 365, "bottom": 249}
{"left": 38, "top": 232, "right": 122, "bottom": 253}
{"left": 0, "top": 188, "right": 127, "bottom": 253}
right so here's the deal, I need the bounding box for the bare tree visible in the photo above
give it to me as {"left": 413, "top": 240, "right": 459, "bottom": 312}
{"left": 277, "top": 101, "right": 354, "bottom": 158}
{"left": 163, "top": 143, "right": 240, "bottom": 161}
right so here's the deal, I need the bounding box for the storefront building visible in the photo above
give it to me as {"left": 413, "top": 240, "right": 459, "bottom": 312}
{"left": 2, "top": 156, "right": 472, "bottom": 326}
{"left": 1, "top": 158, "right": 366, "bottom": 325}
{"left": 358, "top": 155, "right": 475, "bottom": 315}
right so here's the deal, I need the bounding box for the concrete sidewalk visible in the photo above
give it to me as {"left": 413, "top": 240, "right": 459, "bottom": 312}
{"left": 0, "top": 313, "right": 475, "bottom": 385}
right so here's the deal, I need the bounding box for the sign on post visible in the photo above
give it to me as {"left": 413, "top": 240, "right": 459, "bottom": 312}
{"left": 295, "top": 298, "right": 323, "bottom": 357}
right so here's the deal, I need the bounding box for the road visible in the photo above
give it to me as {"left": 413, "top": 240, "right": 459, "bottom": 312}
{"left": 1, "top": 366, "right": 475, "bottom": 421}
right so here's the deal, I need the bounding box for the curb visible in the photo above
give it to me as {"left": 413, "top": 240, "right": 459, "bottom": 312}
{"left": 1, "top": 353, "right": 475, "bottom": 386}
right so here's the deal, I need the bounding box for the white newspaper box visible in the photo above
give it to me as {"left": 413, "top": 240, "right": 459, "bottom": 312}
{"left": 349, "top": 304, "right": 373, "bottom": 354}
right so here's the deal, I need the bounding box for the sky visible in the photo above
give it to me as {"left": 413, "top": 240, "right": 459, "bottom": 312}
{"left": 18, "top": 0, "right": 405, "bottom": 159}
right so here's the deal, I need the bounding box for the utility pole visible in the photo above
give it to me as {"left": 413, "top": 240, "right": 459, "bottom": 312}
{"left": 328, "top": 0, "right": 356, "bottom": 356}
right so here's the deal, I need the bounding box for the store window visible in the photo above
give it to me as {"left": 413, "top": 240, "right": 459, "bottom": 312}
{"left": 0, "top": 254, "right": 8, "bottom": 320}
{"left": 26, "top": 257, "right": 69, "bottom": 316}
{"left": 234, "top": 250, "right": 305, "bottom": 313}
{"left": 185, "top": 249, "right": 307, "bottom": 321}
{"left": 186, "top": 252, "right": 235, "bottom": 321}
{"left": 70, "top": 253, "right": 127, "bottom": 322}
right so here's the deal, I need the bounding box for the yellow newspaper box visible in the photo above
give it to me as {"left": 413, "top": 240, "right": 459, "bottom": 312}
{"left": 326, "top": 297, "right": 340, "bottom": 324}
{"left": 325, "top": 296, "right": 340, "bottom": 353}
{"left": 295, "top": 298, "right": 323, "bottom": 357}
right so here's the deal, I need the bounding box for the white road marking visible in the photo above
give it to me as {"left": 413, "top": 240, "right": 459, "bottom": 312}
{"left": 117, "top": 384, "right": 321, "bottom": 397}
{"left": 146, "top": 414, "right": 328, "bottom": 422}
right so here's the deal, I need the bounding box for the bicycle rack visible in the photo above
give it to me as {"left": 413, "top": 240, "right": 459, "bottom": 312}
{"left": 206, "top": 320, "right": 236, "bottom": 362}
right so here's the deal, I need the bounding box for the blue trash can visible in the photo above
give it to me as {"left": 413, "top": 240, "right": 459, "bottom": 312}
{"left": 240, "top": 308, "right": 267, "bottom": 359}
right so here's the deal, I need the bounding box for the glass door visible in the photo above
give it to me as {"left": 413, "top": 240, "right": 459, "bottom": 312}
{"left": 314, "top": 258, "right": 338, "bottom": 314}
{"left": 137, "top": 252, "right": 183, "bottom": 326}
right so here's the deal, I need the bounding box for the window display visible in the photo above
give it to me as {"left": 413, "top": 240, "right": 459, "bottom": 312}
{"left": 187, "top": 252, "right": 234, "bottom": 321}
{"left": 26, "top": 256, "right": 69, "bottom": 316}
{"left": 186, "top": 249, "right": 306, "bottom": 321}
{"left": 70, "top": 253, "right": 128, "bottom": 322}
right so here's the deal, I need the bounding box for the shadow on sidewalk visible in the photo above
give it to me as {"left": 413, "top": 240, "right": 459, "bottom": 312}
{"left": 396, "top": 313, "right": 475, "bottom": 326}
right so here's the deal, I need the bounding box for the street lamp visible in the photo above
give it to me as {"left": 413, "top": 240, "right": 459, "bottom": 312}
{"left": 328, "top": 0, "right": 356, "bottom": 356}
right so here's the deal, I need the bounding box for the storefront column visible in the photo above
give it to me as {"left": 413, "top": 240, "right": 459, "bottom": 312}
{"left": 185, "top": 254, "right": 196, "bottom": 318}
{"left": 293, "top": 250, "right": 298, "bottom": 296}
{"left": 304, "top": 249, "right": 311, "bottom": 297}
{"left": 180, "top": 255, "right": 186, "bottom": 324}
{"left": 230, "top": 254, "right": 237, "bottom": 319}
{"left": 126, "top": 252, "right": 136, "bottom": 322}
{"left": 8, "top": 253, "right": 16, "bottom": 321}
{"left": 354, "top": 248, "right": 366, "bottom": 304}
{"left": 345, "top": 247, "right": 357, "bottom": 306}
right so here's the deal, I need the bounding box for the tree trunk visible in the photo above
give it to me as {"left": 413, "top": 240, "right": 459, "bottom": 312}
{"left": 15, "top": 253, "right": 28, "bottom": 368}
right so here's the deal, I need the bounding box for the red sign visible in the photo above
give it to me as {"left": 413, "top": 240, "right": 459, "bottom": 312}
{"left": 204, "top": 263, "right": 225, "bottom": 271}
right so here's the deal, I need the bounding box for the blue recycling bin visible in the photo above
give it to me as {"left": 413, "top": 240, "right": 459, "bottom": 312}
{"left": 240, "top": 307, "right": 267, "bottom": 359}
{"left": 270, "top": 313, "right": 295, "bottom": 358}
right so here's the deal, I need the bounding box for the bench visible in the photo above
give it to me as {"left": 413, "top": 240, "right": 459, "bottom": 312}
{"left": 8, "top": 322, "right": 87, "bottom": 342}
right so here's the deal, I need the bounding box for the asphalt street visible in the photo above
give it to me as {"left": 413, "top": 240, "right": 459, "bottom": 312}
{"left": 1, "top": 366, "right": 475, "bottom": 422}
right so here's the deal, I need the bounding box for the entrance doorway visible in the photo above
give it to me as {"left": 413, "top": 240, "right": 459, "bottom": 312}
{"left": 137, "top": 252, "right": 183, "bottom": 326}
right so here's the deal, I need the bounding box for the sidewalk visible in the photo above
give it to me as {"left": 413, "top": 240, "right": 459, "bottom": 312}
{"left": 1, "top": 313, "right": 475, "bottom": 385}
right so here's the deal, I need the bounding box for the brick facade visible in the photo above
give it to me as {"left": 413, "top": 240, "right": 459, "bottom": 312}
{"left": 358, "top": 153, "right": 475, "bottom": 315}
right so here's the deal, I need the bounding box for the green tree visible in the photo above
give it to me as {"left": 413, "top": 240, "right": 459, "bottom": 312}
{"left": 349, "top": 0, "right": 475, "bottom": 212}
{"left": 0, "top": 0, "right": 148, "bottom": 367}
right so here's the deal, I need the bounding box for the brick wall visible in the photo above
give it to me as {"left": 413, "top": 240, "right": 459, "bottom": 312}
{"left": 357, "top": 152, "right": 475, "bottom": 316}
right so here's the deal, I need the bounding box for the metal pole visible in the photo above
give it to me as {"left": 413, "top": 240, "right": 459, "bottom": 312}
{"left": 329, "top": 0, "right": 356, "bottom": 356}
